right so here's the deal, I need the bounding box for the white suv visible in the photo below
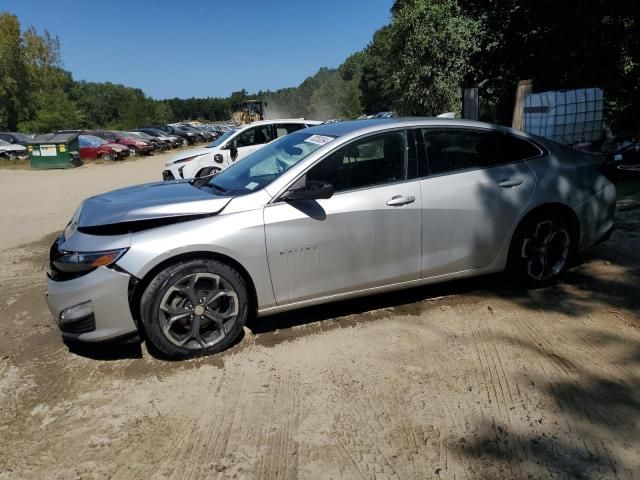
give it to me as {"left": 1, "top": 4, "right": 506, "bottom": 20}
{"left": 162, "top": 119, "right": 321, "bottom": 180}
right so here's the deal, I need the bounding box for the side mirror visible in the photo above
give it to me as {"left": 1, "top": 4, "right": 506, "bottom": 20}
{"left": 282, "top": 180, "right": 333, "bottom": 202}
{"left": 230, "top": 146, "right": 238, "bottom": 160}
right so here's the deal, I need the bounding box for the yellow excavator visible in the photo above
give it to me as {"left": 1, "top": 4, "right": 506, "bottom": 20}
{"left": 230, "top": 99, "right": 267, "bottom": 125}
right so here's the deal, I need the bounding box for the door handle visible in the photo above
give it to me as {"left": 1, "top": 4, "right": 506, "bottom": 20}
{"left": 498, "top": 178, "right": 524, "bottom": 188}
{"left": 386, "top": 195, "right": 416, "bottom": 207}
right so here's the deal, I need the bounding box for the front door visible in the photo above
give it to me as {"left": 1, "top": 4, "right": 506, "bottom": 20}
{"left": 264, "top": 130, "right": 422, "bottom": 305}
{"left": 232, "top": 124, "right": 275, "bottom": 163}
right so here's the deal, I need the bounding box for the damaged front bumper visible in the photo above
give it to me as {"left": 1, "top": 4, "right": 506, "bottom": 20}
{"left": 46, "top": 265, "right": 138, "bottom": 343}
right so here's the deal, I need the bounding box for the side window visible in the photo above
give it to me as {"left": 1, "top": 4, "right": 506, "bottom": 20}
{"left": 276, "top": 123, "right": 305, "bottom": 138}
{"left": 306, "top": 131, "right": 406, "bottom": 193}
{"left": 498, "top": 134, "right": 541, "bottom": 162}
{"left": 235, "top": 126, "right": 274, "bottom": 147}
{"left": 421, "top": 129, "right": 501, "bottom": 175}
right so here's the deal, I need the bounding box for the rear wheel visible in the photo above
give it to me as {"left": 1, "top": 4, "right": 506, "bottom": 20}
{"left": 509, "top": 212, "right": 574, "bottom": 288}
{"left": 196, "top": 166, "right": 221, "bottom": 178}
{"left": 140, "top": 259, "right": 249, "bottom": 359}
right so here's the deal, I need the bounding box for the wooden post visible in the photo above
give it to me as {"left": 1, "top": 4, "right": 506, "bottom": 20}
{"left": 463, "top": 86, "right": 479, "bottom": 121}
{"left": 512, "top": 79, "right": 533, "bottom": 130}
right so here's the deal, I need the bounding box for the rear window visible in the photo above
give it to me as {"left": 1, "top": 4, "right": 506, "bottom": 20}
{"left": 420, "top": 129, "right": 542, "bottom": 175}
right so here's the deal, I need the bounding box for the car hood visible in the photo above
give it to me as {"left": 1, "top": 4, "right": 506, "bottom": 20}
{"left": 105, "top": 143, "right": 128, "bottom": 150}
{"left": 166, "top": 147, "right": 212, "bottom": 167}
{"left": 1, "top": 144, "right": 27, "bottom": 152}
{"left": 77, "top": 180, "right": 232, "bottom": 228}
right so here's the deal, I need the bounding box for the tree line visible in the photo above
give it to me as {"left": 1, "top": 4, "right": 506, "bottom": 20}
{"left": 1, "top": 1, "right": 638, "bottom": 133}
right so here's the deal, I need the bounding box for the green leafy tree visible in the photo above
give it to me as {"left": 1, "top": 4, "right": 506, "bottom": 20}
{"left": 19, "top": 26, "right": 84, "bottom": 132}
{"left": 388, "top": 0, "right": 481, "bottom": 116}
{"left": 462, "top": 0, "right": 640, "bottom": 128}
{"left": 0, "top": 13, "right": 29, "bottom": 130}
{"left": 360, "top": 26, "right": 396, "bottom": 114}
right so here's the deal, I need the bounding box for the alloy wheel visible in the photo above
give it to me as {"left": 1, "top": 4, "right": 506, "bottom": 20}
{"left": 159, "top": 272, "right": 239, "bottom": 350}
{"left": 521, "top": 220, "right": 570, "bottom": 282}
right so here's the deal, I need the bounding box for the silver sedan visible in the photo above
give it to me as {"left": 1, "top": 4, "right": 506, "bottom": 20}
{"left": 47, "top": 118, "right": 616, "bottom": 359}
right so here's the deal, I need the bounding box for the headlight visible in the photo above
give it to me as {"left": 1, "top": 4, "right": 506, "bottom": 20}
{"left": 173, "top": 155, "right": 199, "bottom": 164}
{"left": 136, "top": 141, "right": 147, "bottom": 146}
{"left": 52, "top": 248, "right": 128, "bottom": 274}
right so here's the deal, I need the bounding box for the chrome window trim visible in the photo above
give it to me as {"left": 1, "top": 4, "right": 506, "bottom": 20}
{"left": 269, "top": 127, "right": 411, "bottom": 204}
{"left": 416, "top": 126, "right": 547, "bottom": 179}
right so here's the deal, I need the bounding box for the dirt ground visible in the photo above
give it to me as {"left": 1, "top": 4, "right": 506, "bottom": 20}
{"left": 1, "top": 152, "right": 640, "bottom": 479}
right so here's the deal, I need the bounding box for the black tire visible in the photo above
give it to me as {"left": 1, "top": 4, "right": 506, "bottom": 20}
{"left": 140, "top": 258, "right": 249, "bottom": 359}
{"left": 508, "top": 211, "right": 574, "bottom": 288}
{"left": 196, "top": 166, "right": 221, "bottom": 178}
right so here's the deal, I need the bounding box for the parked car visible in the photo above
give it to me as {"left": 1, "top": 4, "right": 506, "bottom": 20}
{"left": 79, "top": 135, "right": 130, "bottom": 161}
{"left": 47, "top": 118, "right": 616, "bottom": 359}
{"left": 0, "top": 131, "right": 34, "bottom": 147}
{"left": 176, "top": 124, "right": 212, "bottom": 142}
{"left": 0, "top": 139, "right": 27, "bottom": 159}
{"left": 132, "top": 128, "right": 183, "bottom": 148}
{"left": 145, "top": 125, "right": 195, "bottom": 145}
{"left": 91, "top": 130, "right": 154, "bottom": 156}
{"left": 126, "top": 131, "right": 167, "bottom": 151}
{"left": 600, "top": 132, "right": 640, "bottom": 177}
{"left": 162, "top": 119, "right": 321, "bottom": 180}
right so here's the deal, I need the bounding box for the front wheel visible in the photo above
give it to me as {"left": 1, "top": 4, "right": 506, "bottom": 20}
{"left": 140, "top": 259, "right": 249, "bottom": 359}
{"left": 98, "top": 152, "right": 114, "bottom": 161}
{"left": 129, "top": 147, "right": 138, "bottom": 157}
{"left": 509, "top": 213, "right": 574, "bottom": 288}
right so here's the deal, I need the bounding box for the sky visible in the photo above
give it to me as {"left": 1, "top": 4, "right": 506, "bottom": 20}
{"left": 2, "top": 0, "right": 393, "bottom": 99}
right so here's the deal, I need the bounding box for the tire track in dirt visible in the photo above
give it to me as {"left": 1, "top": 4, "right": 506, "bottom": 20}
{"left": 509, "top": 314, "right": 633, "bottom": 480}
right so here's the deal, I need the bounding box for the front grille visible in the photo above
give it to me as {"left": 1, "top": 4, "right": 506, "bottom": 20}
{"left": 61, "top": 314, "right": 96, "bottom": 334}
{"left": 162, "top": 170, "right": 174, "bottom": 180}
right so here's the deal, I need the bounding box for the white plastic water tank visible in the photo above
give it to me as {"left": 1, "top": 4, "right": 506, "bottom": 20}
{"left": 523, "top": 88, "right": 604, "bottom": 144}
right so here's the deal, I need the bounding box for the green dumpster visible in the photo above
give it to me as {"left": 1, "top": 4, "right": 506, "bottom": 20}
{"left": 28, "top": 133, "right": 82, "bottom": 169}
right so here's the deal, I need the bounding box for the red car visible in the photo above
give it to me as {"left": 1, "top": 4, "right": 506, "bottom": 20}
{"left": 79, "top": 135, "right": 130, "bottom": 161}
{"left": 91, "top": 130, "right": 154, "bottom": 156}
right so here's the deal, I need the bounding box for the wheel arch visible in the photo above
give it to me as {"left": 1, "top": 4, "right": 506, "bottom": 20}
{"left": 128, "top": 250, "right": 258, "bottom": 327}
{"left": 508, "top": 202, "right": 581, "bottom": 264}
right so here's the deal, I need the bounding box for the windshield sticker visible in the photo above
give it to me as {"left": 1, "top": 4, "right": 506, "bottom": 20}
{"left": 245, "top": 181, "right": 259, "bottom": 190}
{"left": 304, "top": 135, "right": 335, "bottom": 146}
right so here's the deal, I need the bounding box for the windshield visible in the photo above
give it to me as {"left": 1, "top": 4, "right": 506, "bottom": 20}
{"left": 203, "top": 132, "right": 336, "bottom": 195}
{"left": 79, "top": 135, "right": 106, "bottom": 147}
{"left": 206, "top": 129, "right": 235, "bottom": 148}
{"left": 0, "top": 139, "right": 10, "bottom": 146}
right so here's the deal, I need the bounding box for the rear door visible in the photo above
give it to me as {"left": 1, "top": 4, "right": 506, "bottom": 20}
{"left": 274, "top": 123, "right": 307, "bottom": 139}
{"left": 264, "top": 130, "right": 422, "bottom": 305}
{"left": 417, "top": 128, "right": 539, "bottom": 277}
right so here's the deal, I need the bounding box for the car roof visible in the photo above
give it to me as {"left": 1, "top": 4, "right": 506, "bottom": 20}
{"left": 245, "top": 118, "right": 320, "bottom": 126}
{"left": 302, "top": 117, "right": 540, "bottom": 141}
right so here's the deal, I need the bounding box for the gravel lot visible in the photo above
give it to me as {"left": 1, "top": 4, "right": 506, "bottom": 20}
{"left": 1, "top": 152, "right": 639, "bottom": 479}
